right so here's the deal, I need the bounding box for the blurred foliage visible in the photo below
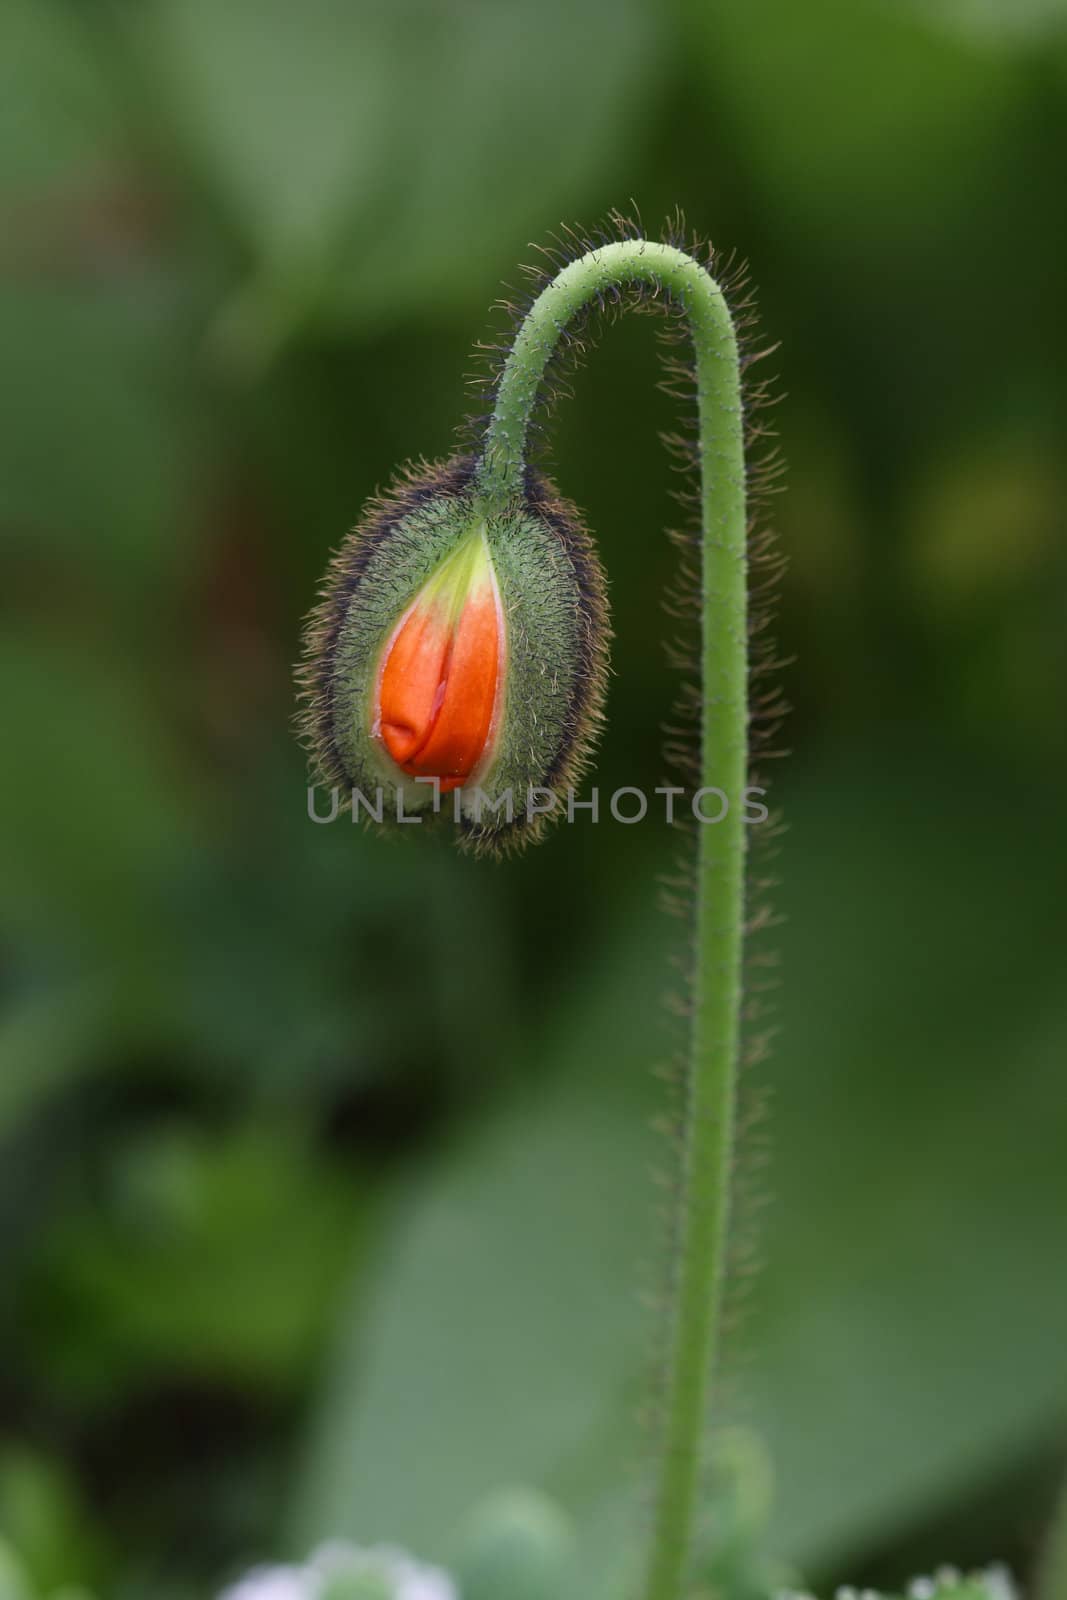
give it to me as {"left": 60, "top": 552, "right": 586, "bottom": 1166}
{"left": 1, "top": 1, "right": 1066, "bottom": 1598}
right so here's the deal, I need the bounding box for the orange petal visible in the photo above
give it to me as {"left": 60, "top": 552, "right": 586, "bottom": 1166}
{"left": 378, "top": 601, "right": 451, "bottom": 766}
{"left": 376, "top": 542, "right": 502, "bottom": 789}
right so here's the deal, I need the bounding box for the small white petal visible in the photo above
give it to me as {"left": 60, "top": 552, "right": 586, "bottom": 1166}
{"left": 979, "top": 1565, "right": 1017, "bottom": 1600}
{"left": 221, "top": 1542, "right": 457, "bottom": 1600}
{"left": 220, "top": 1567, "right": 319, "bottom": 1600}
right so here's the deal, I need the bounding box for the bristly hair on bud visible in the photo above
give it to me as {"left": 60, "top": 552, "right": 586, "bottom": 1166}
{"left": 296, "top": 454, "right": 610, "bottom": 855}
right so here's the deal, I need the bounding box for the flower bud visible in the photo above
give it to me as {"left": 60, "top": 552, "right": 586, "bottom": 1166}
{"left": 454, "top": 1487, "right": 573, "bottom": 1600}
{"left": 299, "top": 456, "right": 609, "bottom": 852}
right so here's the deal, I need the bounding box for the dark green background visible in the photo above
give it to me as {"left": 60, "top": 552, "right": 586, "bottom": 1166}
{"left": 2, "top": 1, "right": 1066, "bottom": 1597}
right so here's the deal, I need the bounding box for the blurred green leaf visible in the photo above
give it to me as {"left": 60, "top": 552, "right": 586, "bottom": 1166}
{"left": 0, "top": 0, "right": 119, "bottom": 193}
{"left": 748, "top": 746, "right": 1067, "bottom": 1571}
{"left": 0, "top": 627, "right": 196, "bottom": 953}
{"left": 156, "top": 811, "right": 521, "bottom": 1101}
{"left": 685, "top": 0, "right": 1022, "bottom": 258}
{"left": 0, "top": 1539, "right": 32, "bottom": 1600}
{"left": 0, "top": 983, "right": 113, "bottom": 1140}
{"left": 290, "top": 903, "right": 664, "bottom": 1600}
{"left": 126, "top": 0, "right": 665, "bottom": 354}
{"left": 0, "top": 287, "right": 189, "bottom": 592}
{"left": 453, "top": 1487, "right": 575, "bottom": 1600}
{"left": 292, "top": 743, "right": 1067, "bottom": 1591}
{"left": 0, "top": 1450, "right": 104, "bottom": 1597}
{"left": 919, "top": 0, "right": 1067, "bottom": 47}
{"left": 26, "top": 1121, "right": 365, "bottom": 1400}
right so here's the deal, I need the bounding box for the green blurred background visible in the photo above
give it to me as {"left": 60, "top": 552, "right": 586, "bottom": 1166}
{"left": 2, "top": 0, "right": 1066, "bottom": 1596}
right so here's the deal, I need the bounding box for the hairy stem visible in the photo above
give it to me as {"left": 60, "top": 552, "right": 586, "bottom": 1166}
{"left": 477, "top": 239, "right": 748, "bottom": 1600}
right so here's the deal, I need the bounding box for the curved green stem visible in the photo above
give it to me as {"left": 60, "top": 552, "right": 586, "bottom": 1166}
{"left": 478, "top": 240, "right": 748, "bottom": 1600}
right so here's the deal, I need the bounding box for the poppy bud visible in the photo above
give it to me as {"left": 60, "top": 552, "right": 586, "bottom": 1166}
{"left": 299, "top": 456, "right": 609, "bottom": 853}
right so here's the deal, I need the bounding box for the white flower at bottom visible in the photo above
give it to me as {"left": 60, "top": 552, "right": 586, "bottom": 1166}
{"left": 219, "top": 1543, "right": 456, "bottom": 1600}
